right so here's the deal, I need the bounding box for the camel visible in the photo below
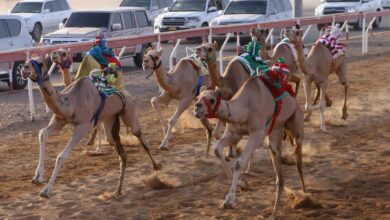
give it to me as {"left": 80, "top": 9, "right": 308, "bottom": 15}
{"left": 21, "top": 55, "right": 161, "bottom": 198}
{"left": 142, "top": 48, "right": 213, "bottom": 154}
{"left": 193, "top": 78, "right": 305, "bottom": 218}
{"left": 291, "top": 25, "right": 348, "bottom": 133}
{"left": 51, "top": 49, "right": 123, "bottom": 153}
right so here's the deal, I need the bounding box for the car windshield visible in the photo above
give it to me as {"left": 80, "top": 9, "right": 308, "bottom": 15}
{"left": 169, "top": 0, "right": 206, "bottom": 12}
{"left": 224, "top": 1, "right": 267, "bottom": 15}
{"left": 11, "top": 2, "right": 43, "bottom": 13}
{"left": 65, "top": 12, "right": 110, "bottom": 28}
{"left": 120, "top": 0, "right": 151, "bottom": 10}
{"left": 325, "top": 0, "right": 360, "bottom": 2}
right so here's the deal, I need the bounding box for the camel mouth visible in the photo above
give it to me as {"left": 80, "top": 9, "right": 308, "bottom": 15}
{"left": 21, "top": 68, "right": 32, "bottom": 80}
{"left": 193, "top": 109, "right": 205, "bottom": 119}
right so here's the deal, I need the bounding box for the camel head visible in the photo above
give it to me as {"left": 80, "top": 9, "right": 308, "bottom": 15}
{"left": 51, "top": 48, "right": 72, "bottom": 68}
{"left": 143, "top": 47, "right": 162, "bottom": 70}
{"left": 250, "top": 27, "right": 269, "bottom": 46}
{"left": 195, "top": 41, "right": 218, "bottom": 63}
{"left": 284, "top": 24, "right": 303, "bottom": 46}
{"left": 21, "top": 55, "right": 51, "bottom": 84}
{"left": 194, "top": 87, "right": 221, "bottom": 119}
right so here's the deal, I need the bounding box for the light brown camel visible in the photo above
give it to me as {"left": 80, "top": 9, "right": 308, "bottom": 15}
{"left": 51, "top": 49, "right": 117, "bottom": 153}
{"left": 291, "top": 26, "right": 348, "bottom": 133}
{"left": 193, "top": 79, "right": 305, "bottom": 218}
{"left": 142, "top": 48, "right": 213, "bottom": 154}
{"left": 21, "top": 55, "right": 161, "bottom": 198}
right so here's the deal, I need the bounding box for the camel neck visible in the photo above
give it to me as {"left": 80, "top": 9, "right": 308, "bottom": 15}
{"left": 294, "top": 41, "right": 311, "bottom": 75}
{"left": 38, "top": 80, "right": 68, "bottom": 117}
{"left": 153, "top": 65, "right": 174, "bottom": 93}
{"left": 206, "top": 60, "right": 221, "bottom": 89}
{"left": 214, "top": 101, "right": 235, "bottom": 123}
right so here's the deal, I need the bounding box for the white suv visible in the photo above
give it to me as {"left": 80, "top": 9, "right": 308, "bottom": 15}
{"left": 120, "top": 0, "right": 174, "bottom": 22}
{"left": 10, "top": 0, "right": 72, "bottom": 42}
{"left": 153, "top": 0, "right": 230, "bottom": 34}
{"left": 315, "top": 0, "right": 383, "bottom": 30}
{"left": 0, "top": 14, "right": 33, "bottom": 90}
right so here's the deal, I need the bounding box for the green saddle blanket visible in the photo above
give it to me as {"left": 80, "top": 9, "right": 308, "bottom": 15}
{"left": 234, "top": 54, "right": 269, "bottom": 77}
{"left": 90, "top": 74, "right": 120, "bottom": 96}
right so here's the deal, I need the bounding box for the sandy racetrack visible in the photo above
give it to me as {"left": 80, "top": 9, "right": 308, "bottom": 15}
{"left": 0, "top": 34, "right": 389, "bottom": 219}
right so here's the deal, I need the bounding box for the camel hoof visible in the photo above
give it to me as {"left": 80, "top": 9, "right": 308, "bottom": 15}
{"left": 320, "top": 128, "right": 331, "bottom": 134}
{"left": 86, "top": 140, "right": 94, "bottom": 146}
{"left": 326, "top": 100, "right": 333, "bottom": 107}
{"left": 223, "top": 194, "right": 235, "bottom": 209}
{"left": 40, "top": 190, "right": 50, "bottom": 198}
{"left": 342, "top": 113, "right": 348, "bottom": 120}
{"left": 238, "top": 179, "right": 249, "bottom": 191}
{"left": 153, "top": 163, "right": 163, "bottom": 171}
{"left": 159, "top": 144, "right": 169, "bottom": 151}
{"left": 304, "top": 117, "right": 311, "bottom": 122}
{"left": 114, "top": 191, "right": 122, "bottom": 199}
{"left": 31, "top": 175, "right": 42, "bottom": 184}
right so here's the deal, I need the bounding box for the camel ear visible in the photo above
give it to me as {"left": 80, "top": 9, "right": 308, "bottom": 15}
{"left": 213, "top": 41, "right": 218, "bottom": 49}
{"left": 158, "top": 49, "right": 163, "bottom": 56}
{"left": 199, "top": 86, "right": 207, "bottom": 94}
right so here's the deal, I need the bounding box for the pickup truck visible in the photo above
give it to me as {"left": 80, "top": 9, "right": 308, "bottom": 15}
{"left": 315, "top": 0, "right": 383, "bottom": 30}
{"left": 41, "top": 7, "right": 155, "bottom": 67}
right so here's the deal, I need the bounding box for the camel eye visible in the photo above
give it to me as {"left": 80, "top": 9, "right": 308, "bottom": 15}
{"left": 208, "top": 47, "right": 213, "bottom": 52}
{"left": 154, "top": 56, "right": 158, "bottom": 60}
{"left": 62, "top": 52, "right": 66, "bottom": 56}
{"left": 209, "top": 98, "right": 215, "bottom": 104}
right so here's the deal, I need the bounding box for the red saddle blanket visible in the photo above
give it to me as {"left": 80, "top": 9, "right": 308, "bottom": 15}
{"left": 258, "top": 69, "right": 295, "bottom": 134}
{"left": 317, "top": 34, "right": 345, "bottom": 57}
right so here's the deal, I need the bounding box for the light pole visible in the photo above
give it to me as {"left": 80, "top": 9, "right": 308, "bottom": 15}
{"left": 293, "top": 0, "right": 303, "bottom": 18}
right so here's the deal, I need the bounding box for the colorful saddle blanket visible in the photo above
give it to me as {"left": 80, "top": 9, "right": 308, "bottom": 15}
{"left": 317, "top": 34, "right": 345, "bottom": 58}
{"left": 90, "top": 73, "right": 120, "bottom": 97}
{"left": 186, "top": 55, "right": 210, "bottom": 96}
{"left": 234, "top": 55, "right": 269, "bottom": 77}
{"left": 257, "top": 68, "right": 295, "bottom": 134}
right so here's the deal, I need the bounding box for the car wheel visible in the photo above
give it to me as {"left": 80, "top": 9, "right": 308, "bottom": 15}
{"left": 353, "top": 19, "right": 363, "bottom": 30}
{"left": 373, "top": 16, "right": 381, "bottom": 29}
{"left": 31, "top": 23, "right": 42, "bottom": 42}
{"left": 7, "top": 61, "right": 27, "bottom": 90}
{"left": 134, "top": 45, "right": 146, "bottom": 68}
{"left": 317, "top": 24, "right": 325, "bottom": 31}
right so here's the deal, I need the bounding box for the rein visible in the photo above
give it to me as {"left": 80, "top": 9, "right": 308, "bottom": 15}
{"left": 145, "top": 54, "right": 162, "bottom": 79}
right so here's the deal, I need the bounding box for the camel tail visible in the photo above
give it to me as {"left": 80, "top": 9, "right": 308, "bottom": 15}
{"left": 112, "top": 114, "right": 121, "bottom": 146}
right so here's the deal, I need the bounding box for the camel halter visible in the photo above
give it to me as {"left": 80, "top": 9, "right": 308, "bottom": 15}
{"left": 202, "top": 94, "right": 222, "bottom": 119}
{"left": 55, "top": 53, "right": 72, "bottom": 70}
{"left": 201, "top": 47, "right": 216, "bottom": 63}
{"left": 145, "top": 54, "right": 162, "bottom": 79}
{"left": 30, "top": 60, "right": 49, "bottom": 86}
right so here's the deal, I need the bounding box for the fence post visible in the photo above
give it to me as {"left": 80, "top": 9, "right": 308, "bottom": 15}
{"left": 208, "top": 27, "right": 212, "bottom": 44}
{"left": 157, "top": 34, "right": 161, "bottom": 50}
{"left": 26, "top": 51, "right": 35, "bottom": 122}
{"left": 236, "top": 32, "right": 241, "bottom": 55}
{"left": 362, "top": 13, "right": 366, "bottom": 55}
{"left": 219, "top": 33, "right": 231, "bottom": 76}
{"left": 169, "top": 38, "right": 181, "bottom": 69}
{"left": 8, "top": 62, "right": 13, "bottom": 94}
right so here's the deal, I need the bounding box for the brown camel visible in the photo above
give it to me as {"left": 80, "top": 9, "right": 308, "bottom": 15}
{"left": 193, "top": 79, "right": 305, "bottom": 218}
{"left": 21, "top": 55, "right": 161, "bottom": 198}
{"left": 291, "top": 26, "right": 348, "bottom": 133}
{"left": 142, "top": 48, "right": 213, "bottom": 154}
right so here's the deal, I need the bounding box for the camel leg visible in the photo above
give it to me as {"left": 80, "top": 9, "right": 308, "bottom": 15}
{"left": 285, "top": 108, "right": 305, "bottom": 192}
{"left": 109, "top": 115, "right": 127, "bottom": 197}
{"left": 319, "top": 82, "right": 329, "bottom": 133}
{"left": 213, "top": 120, "right": 225, "bottom": 140}
{"left": 32, "top": 116, "right": 66, "bottom": 184}
{"left": 159, "top": 97, "right": 192, "bottom": 150}
{"left": 40, "top": 123, "right": 89, "bottom": 198}
{"left": 303, "top": 78, "right": 314, "bottom": 122}
{"left": 267, "top": 128, "right": 284, "bottom": 219}
{"left": 151, "top": 91, "right": 171, "bottom": 135}
{"left": 86, "top": 127, "right": 97, "bottom": 146}
{"left": 290, "top": 74, "right": 301, "bottom": 96}
{"left": 213, "top": 128, "right": 242, "bottom": 181}
{"left": 199, "top": 117, "right": 213, "bottom": 158}
{"left": 336, "top": 62, "right": 348, "bottom": 120}
{"left": 313, "top": 83, "right": 332, "bottom": 107}
{"left": 223, "top": 130, "right": 264, "bottom": 209}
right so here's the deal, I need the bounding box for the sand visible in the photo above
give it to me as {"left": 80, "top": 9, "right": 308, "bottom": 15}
{"left": 0, "top": 32, "right": 390, "bottom": 219}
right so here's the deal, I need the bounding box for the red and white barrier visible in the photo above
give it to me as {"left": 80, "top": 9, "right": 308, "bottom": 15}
{"left": 1, "top": 10, "right": 390, "bottom": 121}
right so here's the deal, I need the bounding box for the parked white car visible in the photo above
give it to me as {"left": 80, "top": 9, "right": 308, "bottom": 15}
{"left": 315, "top": 0, "right": 383, "bottom": 30}
{"left": 382, "top": 0, "right": 390, "bottom": 9}
{"left": 10, "top": 0, "right": 72, "bottom": 42}
{"left": 42, "top": 8, "right": 155, "bottom": 67}
{"left": 210, "top": 0, "right": 292, "bottom": 38}
{"left": 120, "top": 0, "right": 174, "bottom": 23}
{"left": 153, "top": 0, "right": 230, "bottom": 34}
{"left": 0, "top": 14, "right": 33, "bottom": 90}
